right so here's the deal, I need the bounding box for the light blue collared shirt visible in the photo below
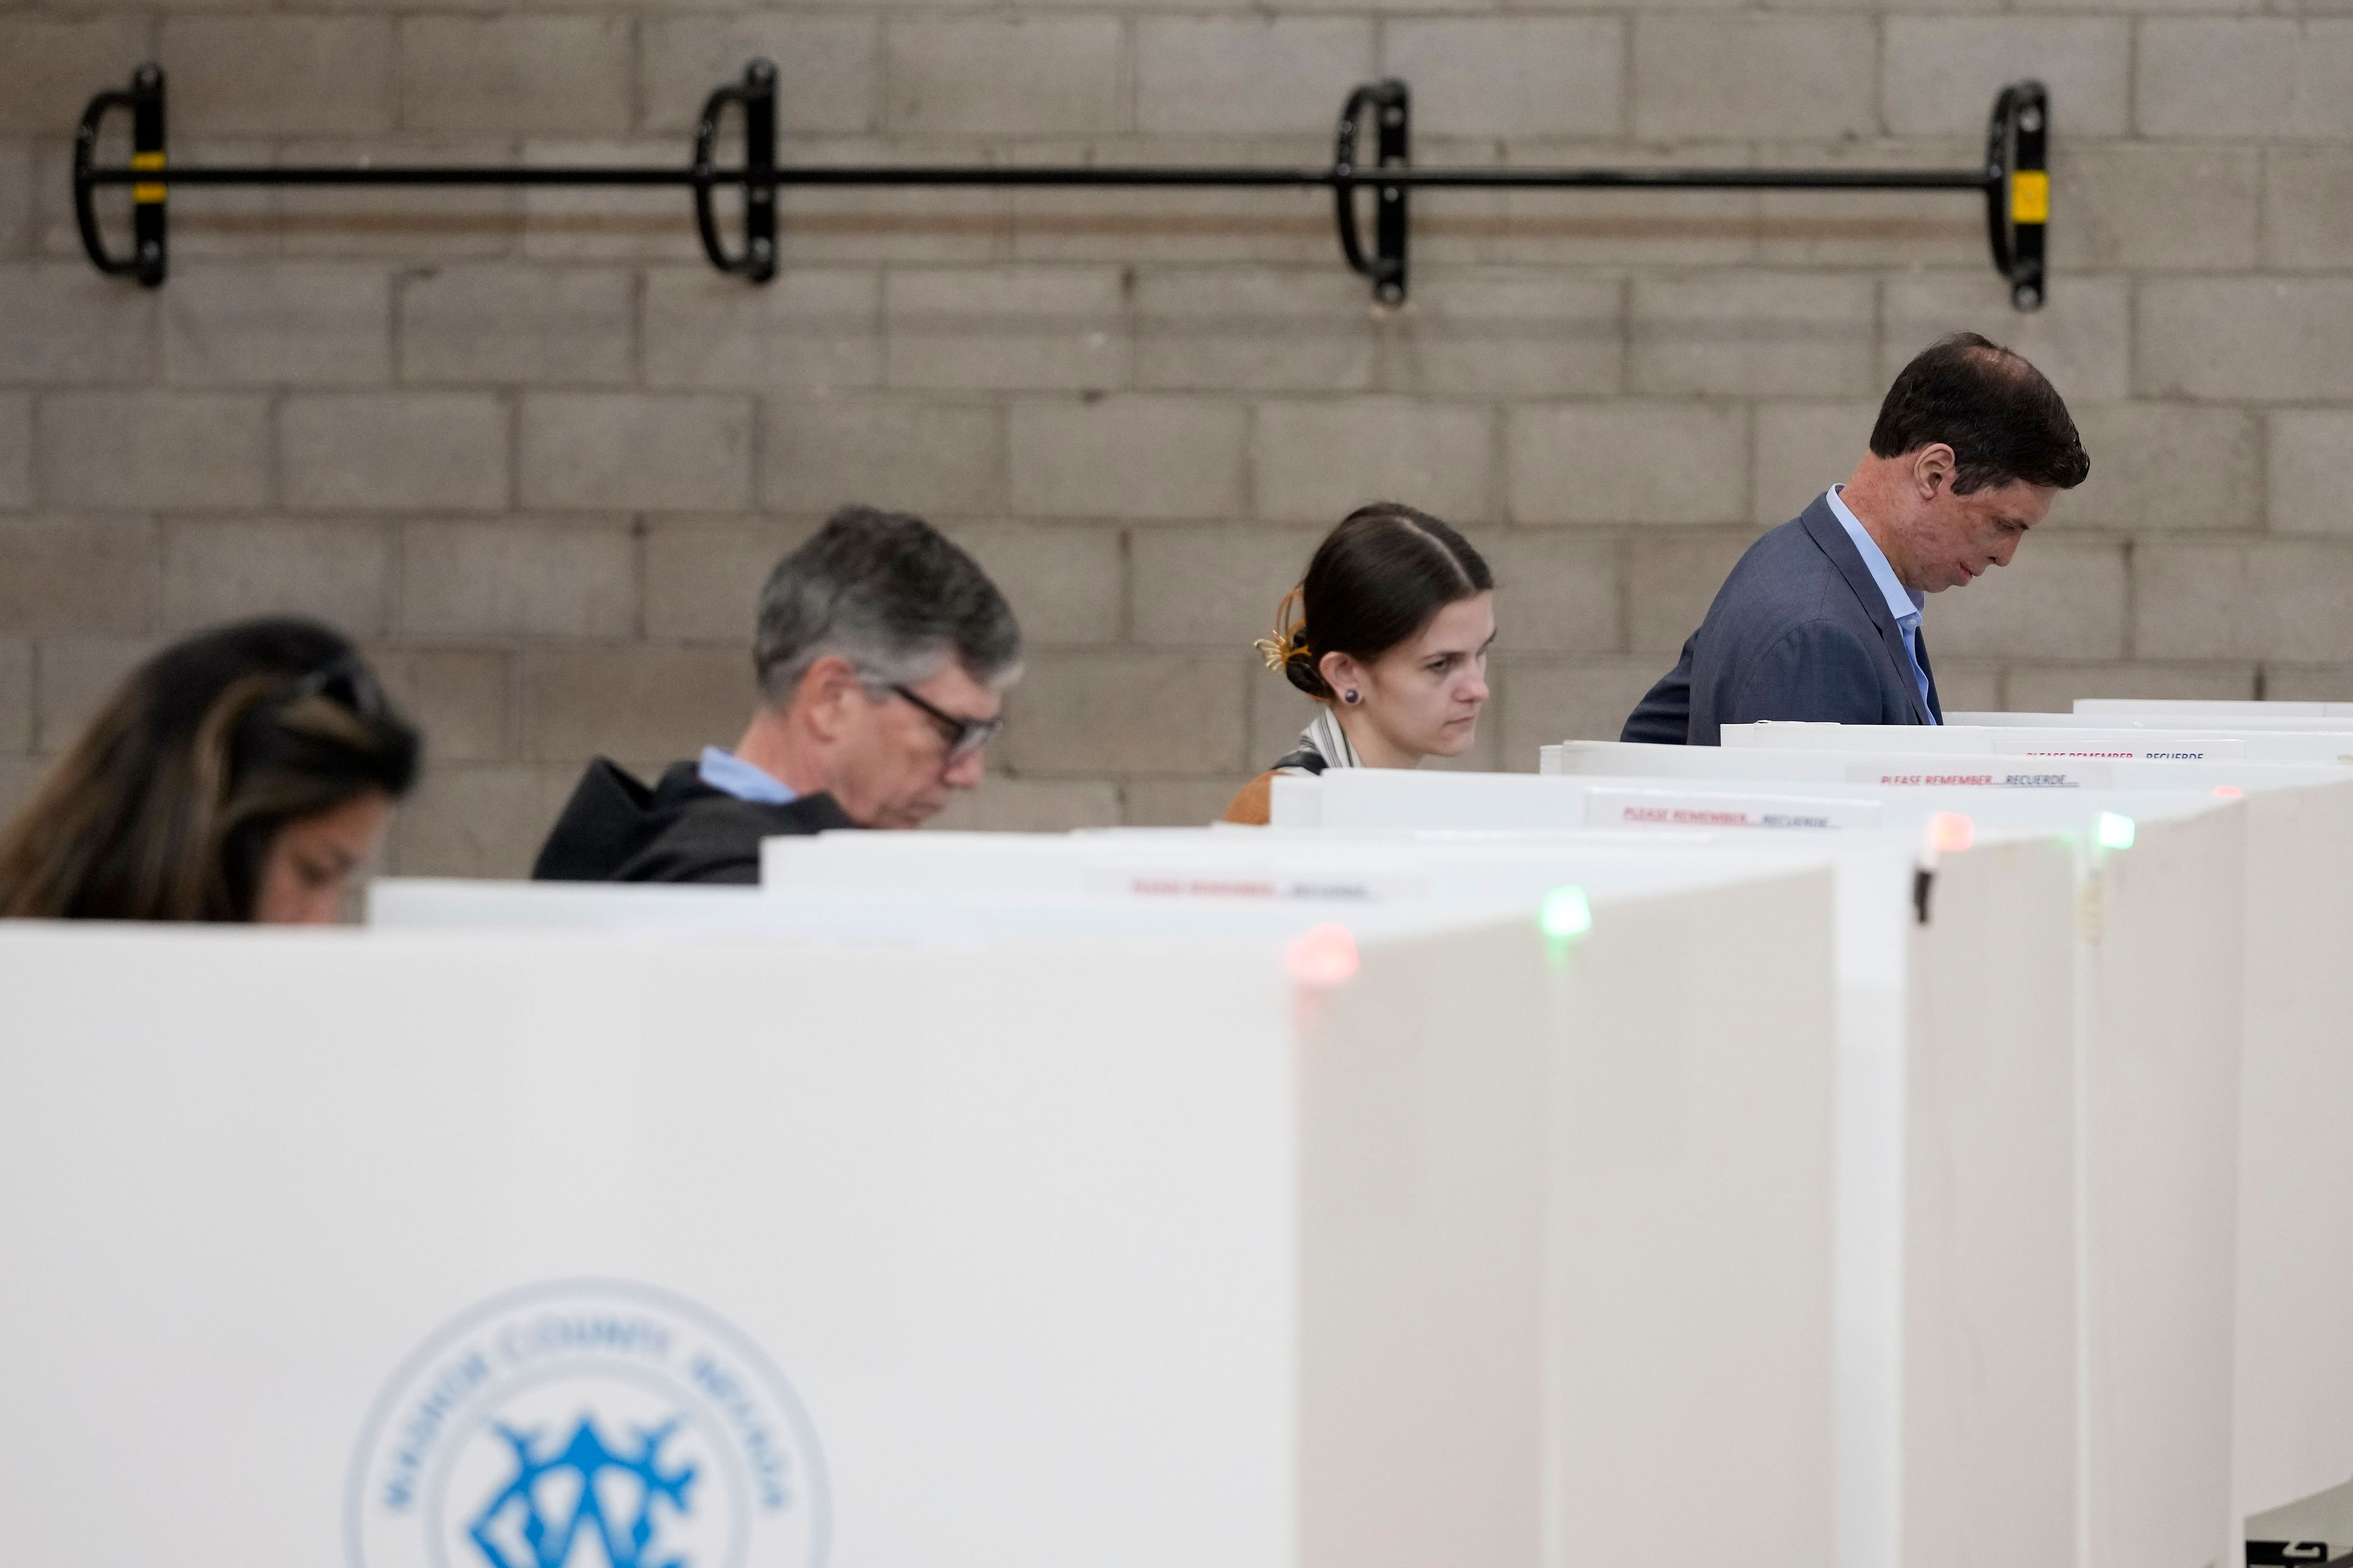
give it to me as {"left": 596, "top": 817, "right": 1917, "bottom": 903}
{"left": 697, "top": 746, "right": 797, "bottom": 805}
{"left": 1825, "top": 485, "right": 1936, "bottom": 724}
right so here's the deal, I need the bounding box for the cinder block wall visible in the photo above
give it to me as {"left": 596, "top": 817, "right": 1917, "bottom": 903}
{"left": 3, "top": 4, "right": 2349, "bottom": 870}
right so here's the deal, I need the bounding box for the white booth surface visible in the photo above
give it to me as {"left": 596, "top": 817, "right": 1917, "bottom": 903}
{"left": 1283, "top": 765, "right": 2251, "bottom": 1568}
{"left": 1950, "top": 710, "right": 2353, "bottom": 733}
{"left": 2, "top": 874, "right": 1838, "bottom": 1568}
{"left": 2075, "top": 699, "right": 2353, "bottom": 720}
{"left": 1548, "top": 740, "right": 2350, "bottom": 795}
{"left": 1719, "top": 721, "right": 2353, "bottom": 765}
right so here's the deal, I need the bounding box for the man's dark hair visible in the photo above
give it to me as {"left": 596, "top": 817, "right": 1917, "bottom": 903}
{"left": 1870, "top": 331, "right": 2090, "bottom": 494}
{"left": 753, "top": 506, "right": 1022, "bottom": 704}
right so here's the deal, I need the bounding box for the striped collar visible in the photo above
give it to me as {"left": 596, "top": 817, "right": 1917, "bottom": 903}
{"left": 1280, "top": 706, "right": 1363, "bottom": 773}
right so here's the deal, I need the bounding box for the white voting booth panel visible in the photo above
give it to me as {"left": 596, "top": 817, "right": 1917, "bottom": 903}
{"left": 758, "top": 826, "right": 2099, "bottom": 1568}
{"left": 2076, "top": 698, "right": 2353, "bottom": 720}
{"left": 1287, "top": 764, "right": 2245, "bottom": 1568}
{"left": 51, "top": 877, "right": 1845, "bottom": 1568}
{"left": 1548, "top": 738, "right": 2349, "bottom": 795}
{"left": 1950, "top": 710, "right": 2353, "bottom": 733}
{"left": 1721, "top": 721, "right": 2353, "bottom": 765}
{"left": 1246, "top": 777, "right": 2081, "bottom": 1568}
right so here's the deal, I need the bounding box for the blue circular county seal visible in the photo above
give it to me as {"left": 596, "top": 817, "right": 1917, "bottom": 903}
{"left": 347, "top": 1280, "right": 828, "bottom": 1568}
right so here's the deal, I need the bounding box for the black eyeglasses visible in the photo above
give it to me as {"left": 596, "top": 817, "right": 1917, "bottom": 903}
{"left": 282, "top": 654, "right": 391, "bottom": 720}
{"left": 889, "top": 683, "right": 1003, "bottom": 762}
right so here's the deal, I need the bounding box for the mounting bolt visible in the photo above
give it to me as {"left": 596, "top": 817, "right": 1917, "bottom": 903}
{"left": 134, "top": 64, "right": 158, "bottom": 89}
{"left": 2018, "top": 105, "right": 2043, "bottom": 134}
{"left": 748, "top": 58, "right": 776, "bottom": 85}
{"left": 1382, "top": 187, "right": 1398, "bottom": 202}
{"left": 1377, "top": 282, "right": 1402, "bottom": 305}
{"left": 1382, "top": 107, "right": 1404, "bottom": 127}
{"left": 137, "top": 240, "right": 160, "bottom": 262}
{"left": 750, "top": 237, "right": 774, "bottom": 262}
{"left": 2012, "top": 282, "right": 2042, "bottom": 309}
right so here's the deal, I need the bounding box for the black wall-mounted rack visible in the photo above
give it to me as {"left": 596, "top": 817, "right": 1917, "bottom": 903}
{"left": 76, "top": 61, "right": 2052, "bottom": 309}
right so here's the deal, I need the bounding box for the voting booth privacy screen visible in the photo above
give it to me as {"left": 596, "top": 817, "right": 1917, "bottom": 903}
{"left": 7, "top": 703, "right": 2353, "bottom": 1568}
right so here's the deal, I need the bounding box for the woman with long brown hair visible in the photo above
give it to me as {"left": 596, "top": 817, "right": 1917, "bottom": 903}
{"left": 0, "top": 618, "right": 420, "bottom": 923}
{"left": 1224, "top": 502, "right": 1495, "bottom": 825}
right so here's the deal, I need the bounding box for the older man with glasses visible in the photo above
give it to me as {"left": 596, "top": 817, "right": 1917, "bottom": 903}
{"left": 532, "top": 504, "right": 1023, "bottom": 884}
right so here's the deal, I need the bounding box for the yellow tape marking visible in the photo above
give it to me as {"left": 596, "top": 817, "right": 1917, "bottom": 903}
{"left": 2010, "top": 170, "right": 2048, "bottom": 225}
{"left": 131, "top": 150, "right": 165, "bottom": 204}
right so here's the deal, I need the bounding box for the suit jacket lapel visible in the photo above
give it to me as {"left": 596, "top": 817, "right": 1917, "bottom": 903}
{"left": 1912, "top": 622, "right": 1944, "bottom": 722}
{"left": 1798, "top": 496, "right": 1933, "bottom": 725}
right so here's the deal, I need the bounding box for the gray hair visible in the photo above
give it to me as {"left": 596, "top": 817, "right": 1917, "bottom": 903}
{"left": 753, "top": 506, "right": 1023, "bottom": 705}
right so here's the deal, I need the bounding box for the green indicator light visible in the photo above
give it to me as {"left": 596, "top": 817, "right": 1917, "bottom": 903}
{"left": 1540, "top": 885, "right": 1593, "bottom": 940}
{"left": 2094, "top": 811, "right": 2136, "bottom": 850}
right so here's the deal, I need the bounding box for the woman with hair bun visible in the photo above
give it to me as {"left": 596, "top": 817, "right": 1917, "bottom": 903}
{"left": 0, "top": 617, "right": 420, "bottom": 923}
{"left": 1222, "top": 502, "right": 1495, "bottom": 825}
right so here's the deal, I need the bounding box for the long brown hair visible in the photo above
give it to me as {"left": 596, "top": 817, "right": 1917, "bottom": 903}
{"left": 0, "top": 619, "right": 420, "bottom": 921}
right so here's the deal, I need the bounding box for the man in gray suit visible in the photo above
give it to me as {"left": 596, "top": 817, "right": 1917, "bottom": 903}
{"left": 1623, "top": 333, "right": 2090, "bottom": 745}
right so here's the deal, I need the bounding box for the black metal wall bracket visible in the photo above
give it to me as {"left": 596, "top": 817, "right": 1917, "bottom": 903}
{"left": 76, "top": 62, "right": 2052, "bottom": 309}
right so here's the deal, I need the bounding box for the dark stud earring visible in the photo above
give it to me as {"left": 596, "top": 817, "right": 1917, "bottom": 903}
{"left": 1343, "top": 689, "right": 1360, "bottom": 705}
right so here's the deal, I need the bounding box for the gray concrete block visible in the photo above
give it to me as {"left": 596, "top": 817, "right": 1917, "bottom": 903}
{"left": 38, "top": 393, "right": 271, "bottom": 512}
{"left": 282, "top": 392, "right": 510, "bottom": 513}
{"left": 160, "top": 17, "right": 393, "bottom": 135}
{"left": 0, "top": 17, "right": 154, "bottom": 135}
{"left": 1379, "top": 272, "right": 1623, "bottom": 398}
{"left": 2064, "top": 404, "right": 2259, "bottom": 532}
{"left": 0, "top": 393, "right": 28, "bottom": 512}
{"left": 521, "top": 138, "right": 707, "bottom": 265}
{"left": 2057, "top": 145, "right": 2259, "bottom": 271}
{"left": 0, "top": 140, "right": 28, "bottom": 260}
{"left": 1498, "top": 656, "right": 1669, "bottom": 757}
{"left": 161, "top": 518, "right": 390, "bottom": 635}
{"left": 885, "top": 19, "right": 1125, "bottom": 137}
{"left": 1480, "top": 529, "right": 1621, "bottom": 654}
{"left": 32, "top": 635, "right": 156, "bottom": 754}
{"left": 2262, "top": 150, "right": 2353, "bottom": 270}
{"left": 2004, "top": 662, "right": 2255, "bottom": 714}
{"left": 1508, "top": 402, "right": 1748, "bottom": 526}
{"left": 927, "top": 777, "right": 1123, "bottom": 833}
{"left": 944, "top": 521, "right": 1125, "bottom": 646}
{"left": 388, "top": 762, "right": 582, "bottom": 879}
{"left": 1136, "top": 18, "right": 1374, "bottom": 137}
{"left": 2137, "top": 20, "right": 2353, "bottom": 139}
{"left": 400, "top": 518, "right": 638, "bottom": 638}
{"left": 0, "top": 263, "right": 154, "bottom": 384}
{"left": 1884, "top": 19, "right": 2131, "bottom": 137}
{"left": 1922, "top": 537, "right": 2128, "bottom": 659}
{"left": 1882, "top": 273, "right": 2131, "bottom": 403}
{"left": 1136, "top": 267, "right": 1377, "bottom": 394}
{"left": 519, "top": 645, "right": 754, "bottom": 765}
{"left": 1128, "top": 522, "right": 1325, "bottom": 648}
{"left": 519, "top": 393, "right": 753, "bottom": 513}
{"left": 646, "top": 266, "right": 882, "bottom": 392}
{"left": 2137, "top": 279, "right": 2353, "bottom": 402}
{"left": 1010, "top": 396, "right": 1248, "bottom": 521}
{"left": 1633, "top": 17, "right": 1877, "bottom": 141}
{"left": 642, "top": 517, "right": 811, "bottom": 643}
{"left": 1631, "top": 271, "right": 1876, "bottom": 398}
{"left": 366, "top": 646, "right": 512, "bottom": 765}
{"left": 161, "top": 262, "right": 392, "bottom": 387}
{"left": 641, "top": 15, "right": 879, "bottom": 136}
{"left": 1381, "top": 19, "right": 1623, "bottom": 139}
{"left": 763, "top": 396, "right": 1004, "bottom": 520}
{"left": 400, "top": 265, "right": 635, "bottom": 387}
{"left": 996, "top": 651, "right": 1246, "bottom": 775}
{"left": 0, "top": 637, "right": 29, "bottom": 755}
{"left": 884, "top": 266, "right": 1127, "bottom": 393}
{"left": 1752, "top": 400, "right": 1877, "bottom": 526}
{"left": 1626, "top": 531, "right": 1759, "bottom": 654}
{"left": 0, "top": 517, "right": 156, "bottom": 635}
{"left": 2267, "top": 411, "right": 2353, "bottom": 537}
{"left": 1253, "top": 397, "right": 1495, "bottom": 525}
{"left": 398, "top": 17, "right": 634, "bottom": 135}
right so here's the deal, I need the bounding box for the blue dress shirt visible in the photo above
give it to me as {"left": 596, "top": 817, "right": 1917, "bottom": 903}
{"left": 1824, "top": 486, "right": 1936, "bottom": 724}
{"left": 697, "top": 746, "right": 797, "bottom": 805}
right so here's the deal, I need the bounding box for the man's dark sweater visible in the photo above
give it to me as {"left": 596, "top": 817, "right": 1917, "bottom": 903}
{"left": 530, "top": 759, "right": 858, "bottom": 884}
